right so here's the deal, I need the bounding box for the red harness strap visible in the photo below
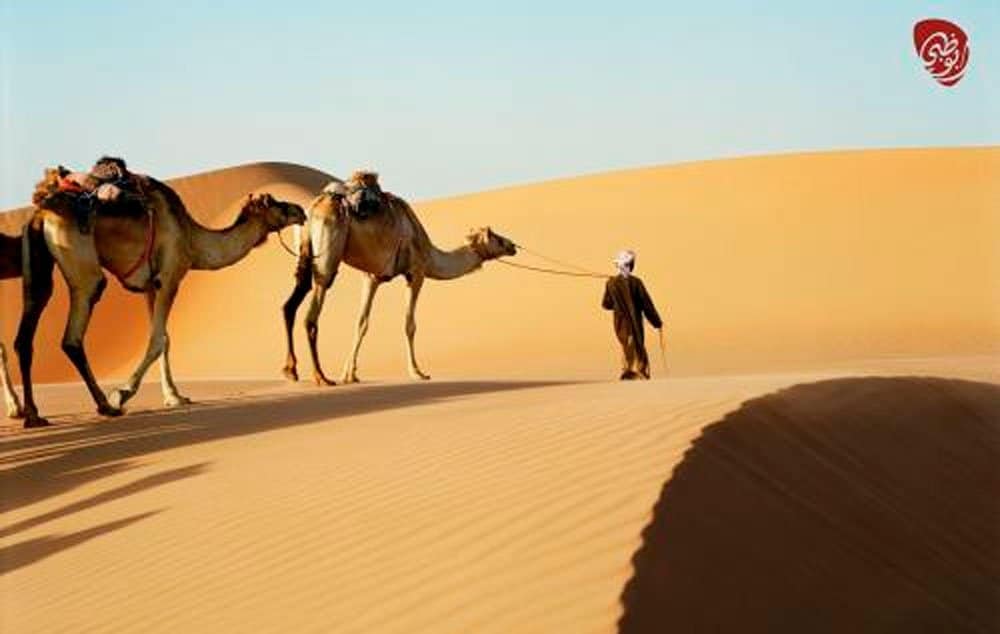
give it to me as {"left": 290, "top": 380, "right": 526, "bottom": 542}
{"left": 122, "top": 208, "right": 156, "bottom": 281}
{"left": 57, "top": 177, "right": 85, "bottom": 194}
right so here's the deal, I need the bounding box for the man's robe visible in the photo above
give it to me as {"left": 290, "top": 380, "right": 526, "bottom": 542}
{"left": 602, "top": 274, "right": 662, "bottom": 378}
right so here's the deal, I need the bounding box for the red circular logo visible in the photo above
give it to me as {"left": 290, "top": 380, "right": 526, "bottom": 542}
{"left": 913, "top": 19, "right": 970, "bottom": 87}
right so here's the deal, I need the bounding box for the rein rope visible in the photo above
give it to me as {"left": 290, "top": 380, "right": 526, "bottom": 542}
{"left": 122, "top": 207, "right": 156, "bottom": 281}
{"left": 277, "top": 226, "right": 327, "bottom": 260}
{"left": 511, "top": 242, "right": 606, "bottom": 276}
{"left": 495, "top": 259, "right": 608, "bottom": 278}
{"left": 498, "top": 241, "right": 668, "bottom": 374}
{"left": 497, "top": 241, "right": 608, "bottom": 279}
{"left": 276, "top": 189, "right": 352, "bottom": 261}
{"left": 277, "top": 228, "right": 300, "bottom": 258}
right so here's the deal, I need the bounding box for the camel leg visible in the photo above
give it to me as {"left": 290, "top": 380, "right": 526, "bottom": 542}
{"left": 60, "top": 269, "right": 118, "bottom": 416}
{"left": 14, "top": 224, "right": 55, "bottom": 427}
{"left": 108, "top": 279, "right": 179, "bottom": 410}
{"left": 159, "top": 335, "right": 190, "bottom": 407}
{"left": 1, "top": 344, "right": 23, "bottom": 418}
{"left": 281, "top": 259, "right": 313, "bottom": 381}
{"left": 289, "top": 216, "right": 348, "bottom": 384}
{"left": 340, "top": 275, "right": 380, "bottom": 384}
{"left": 41, "top": 222, "right": 121, "bottom": 417}
{"left": 404, "top": 275, "right": 430, "bottom": 380}
{"left": 304, "top": 279, "right": 338, "bottom": 386}
{"left": 146, "top": 290, "right": 190, "bottom": 407}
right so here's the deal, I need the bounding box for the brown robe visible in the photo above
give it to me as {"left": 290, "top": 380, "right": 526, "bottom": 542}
{"left": 602, "top": 274, "right": 662, "bottom": 379}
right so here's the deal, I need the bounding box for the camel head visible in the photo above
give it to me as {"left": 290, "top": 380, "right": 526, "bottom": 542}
{"left": 344, "top": 170, "right": 386, "bottom": 217}
{"left": 241, "top": 193, "right": 306, "bottom": 232}
{"left": 466, "top": 227, "right": 517, "bottom": 260}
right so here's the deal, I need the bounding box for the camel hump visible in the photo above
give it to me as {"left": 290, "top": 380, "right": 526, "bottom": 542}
{"left": 33, "top": 156, "right": 151, "bottom": 234}
{"left": 350, "top": 170, "right": 379, "bottom": 188}
{"left": 322, "top": 181, "right": 347, "bottom": 196}
{"left": 90, "top": 156, "right": 129, "bottom": 182}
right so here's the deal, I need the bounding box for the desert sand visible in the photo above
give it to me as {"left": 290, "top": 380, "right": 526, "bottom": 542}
{"left": 1, "top": 148, "right": 998, "bottom": 632}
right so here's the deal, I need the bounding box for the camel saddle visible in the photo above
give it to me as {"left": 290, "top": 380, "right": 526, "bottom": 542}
{"left": 50, "top": 156, "right": 150, "bottom": 234}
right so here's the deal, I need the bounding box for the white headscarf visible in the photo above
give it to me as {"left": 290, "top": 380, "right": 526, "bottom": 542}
{"left": 614, "top": 250, "right": 636, "bottom": 277}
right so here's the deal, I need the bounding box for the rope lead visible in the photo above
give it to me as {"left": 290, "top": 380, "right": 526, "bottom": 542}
{"left": 495, "top": 258, "right": 608, "bottom": 278}
{"left": 497, "top": 240, "right": 608, "bottom": 279}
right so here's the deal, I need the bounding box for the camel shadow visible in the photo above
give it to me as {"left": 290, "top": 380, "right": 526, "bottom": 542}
{"left": 0, "top": 511, "right": 162, "bottom": 575}
{"left": 618, "top": 376, "right": 1000, "bottom": 634}
{"left": 1, "top": 380, "right": 569, "bottom": 522}
{"left": 0, "top": 463, "right": 209, "bottom": 540}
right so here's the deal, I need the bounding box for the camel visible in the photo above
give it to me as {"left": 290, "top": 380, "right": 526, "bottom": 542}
{"left": 1, "top": 231, "right": 25, "bottom": 418}
{"left": 281, "top": 171, "right": 517, "bottom": 385}
{"left": 15, "top": 166, "right": 306, "bottom": 427}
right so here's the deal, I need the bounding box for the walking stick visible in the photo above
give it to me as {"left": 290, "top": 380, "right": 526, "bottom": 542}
{"left": 657, "top": 327, "right": 668, "bottom": 375}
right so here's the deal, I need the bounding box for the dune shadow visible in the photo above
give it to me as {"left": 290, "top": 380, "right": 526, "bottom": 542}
{"left": 0, "top": 511, "right": 161, "bottom": 575}
{"left": 619, "top": 376, "right": 1000, "bottom": 634}
{"left": 1, "top": 380, "right": 568, "bottom": 518}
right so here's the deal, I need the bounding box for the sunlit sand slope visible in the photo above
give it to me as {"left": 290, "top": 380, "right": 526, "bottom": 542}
{"left": 1, "top": 359, "right": 997, "bottom": 632}
{"left": 4, "top": 148, "right": 996, "bottom": 385}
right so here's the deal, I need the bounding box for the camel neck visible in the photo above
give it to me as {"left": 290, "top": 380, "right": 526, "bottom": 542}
{"left": 426, "top": 244, "right": 483, "bottom": 280}
{"left": 188, "top": 213, "right": 270, "bottom": 271}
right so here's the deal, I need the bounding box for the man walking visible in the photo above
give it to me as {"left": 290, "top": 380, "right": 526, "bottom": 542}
{"left": 601, "top": 250, "right": 663, "bottom": 380}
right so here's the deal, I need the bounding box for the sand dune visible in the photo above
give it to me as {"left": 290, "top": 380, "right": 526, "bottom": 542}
{"left": 1, "top": 361, "right": 997, "bottom": 633}
{"left": 1, "top": 148, "right": 998, "bottom": 632}
{"left": 2, "top": 147, "right": 998, "bottom": 387}
{"left": 620, "top": 375, "right": 1000, "bottom": 633}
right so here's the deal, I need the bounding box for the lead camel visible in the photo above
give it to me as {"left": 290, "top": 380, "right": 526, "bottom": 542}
{"left": 282, "top": 171, "right": 517, "bottom": 385}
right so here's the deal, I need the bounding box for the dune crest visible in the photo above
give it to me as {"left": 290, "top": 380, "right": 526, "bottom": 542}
{"left": 0, "top": 149, "right": 997, "bottom": 632}
{"left": 3, "top": 147, "right": 998, "bottom": 385}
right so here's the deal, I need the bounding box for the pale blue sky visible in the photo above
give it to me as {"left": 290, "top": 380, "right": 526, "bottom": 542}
{"left": 0, "top": 1, "right": 996, "bottom": 208}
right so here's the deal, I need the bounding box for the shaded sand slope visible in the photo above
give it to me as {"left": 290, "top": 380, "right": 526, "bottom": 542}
{"left": 0, "top": 162, "right": 332, "bottom": 383}
{"left": 2, "top": 148, "right": 999, "bottom": 386}
{"left": 619, "top": 376, "right": 1000, "bottom": 634}
{"left": 1, "top": 361, "right": 998, "bottom": 632}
